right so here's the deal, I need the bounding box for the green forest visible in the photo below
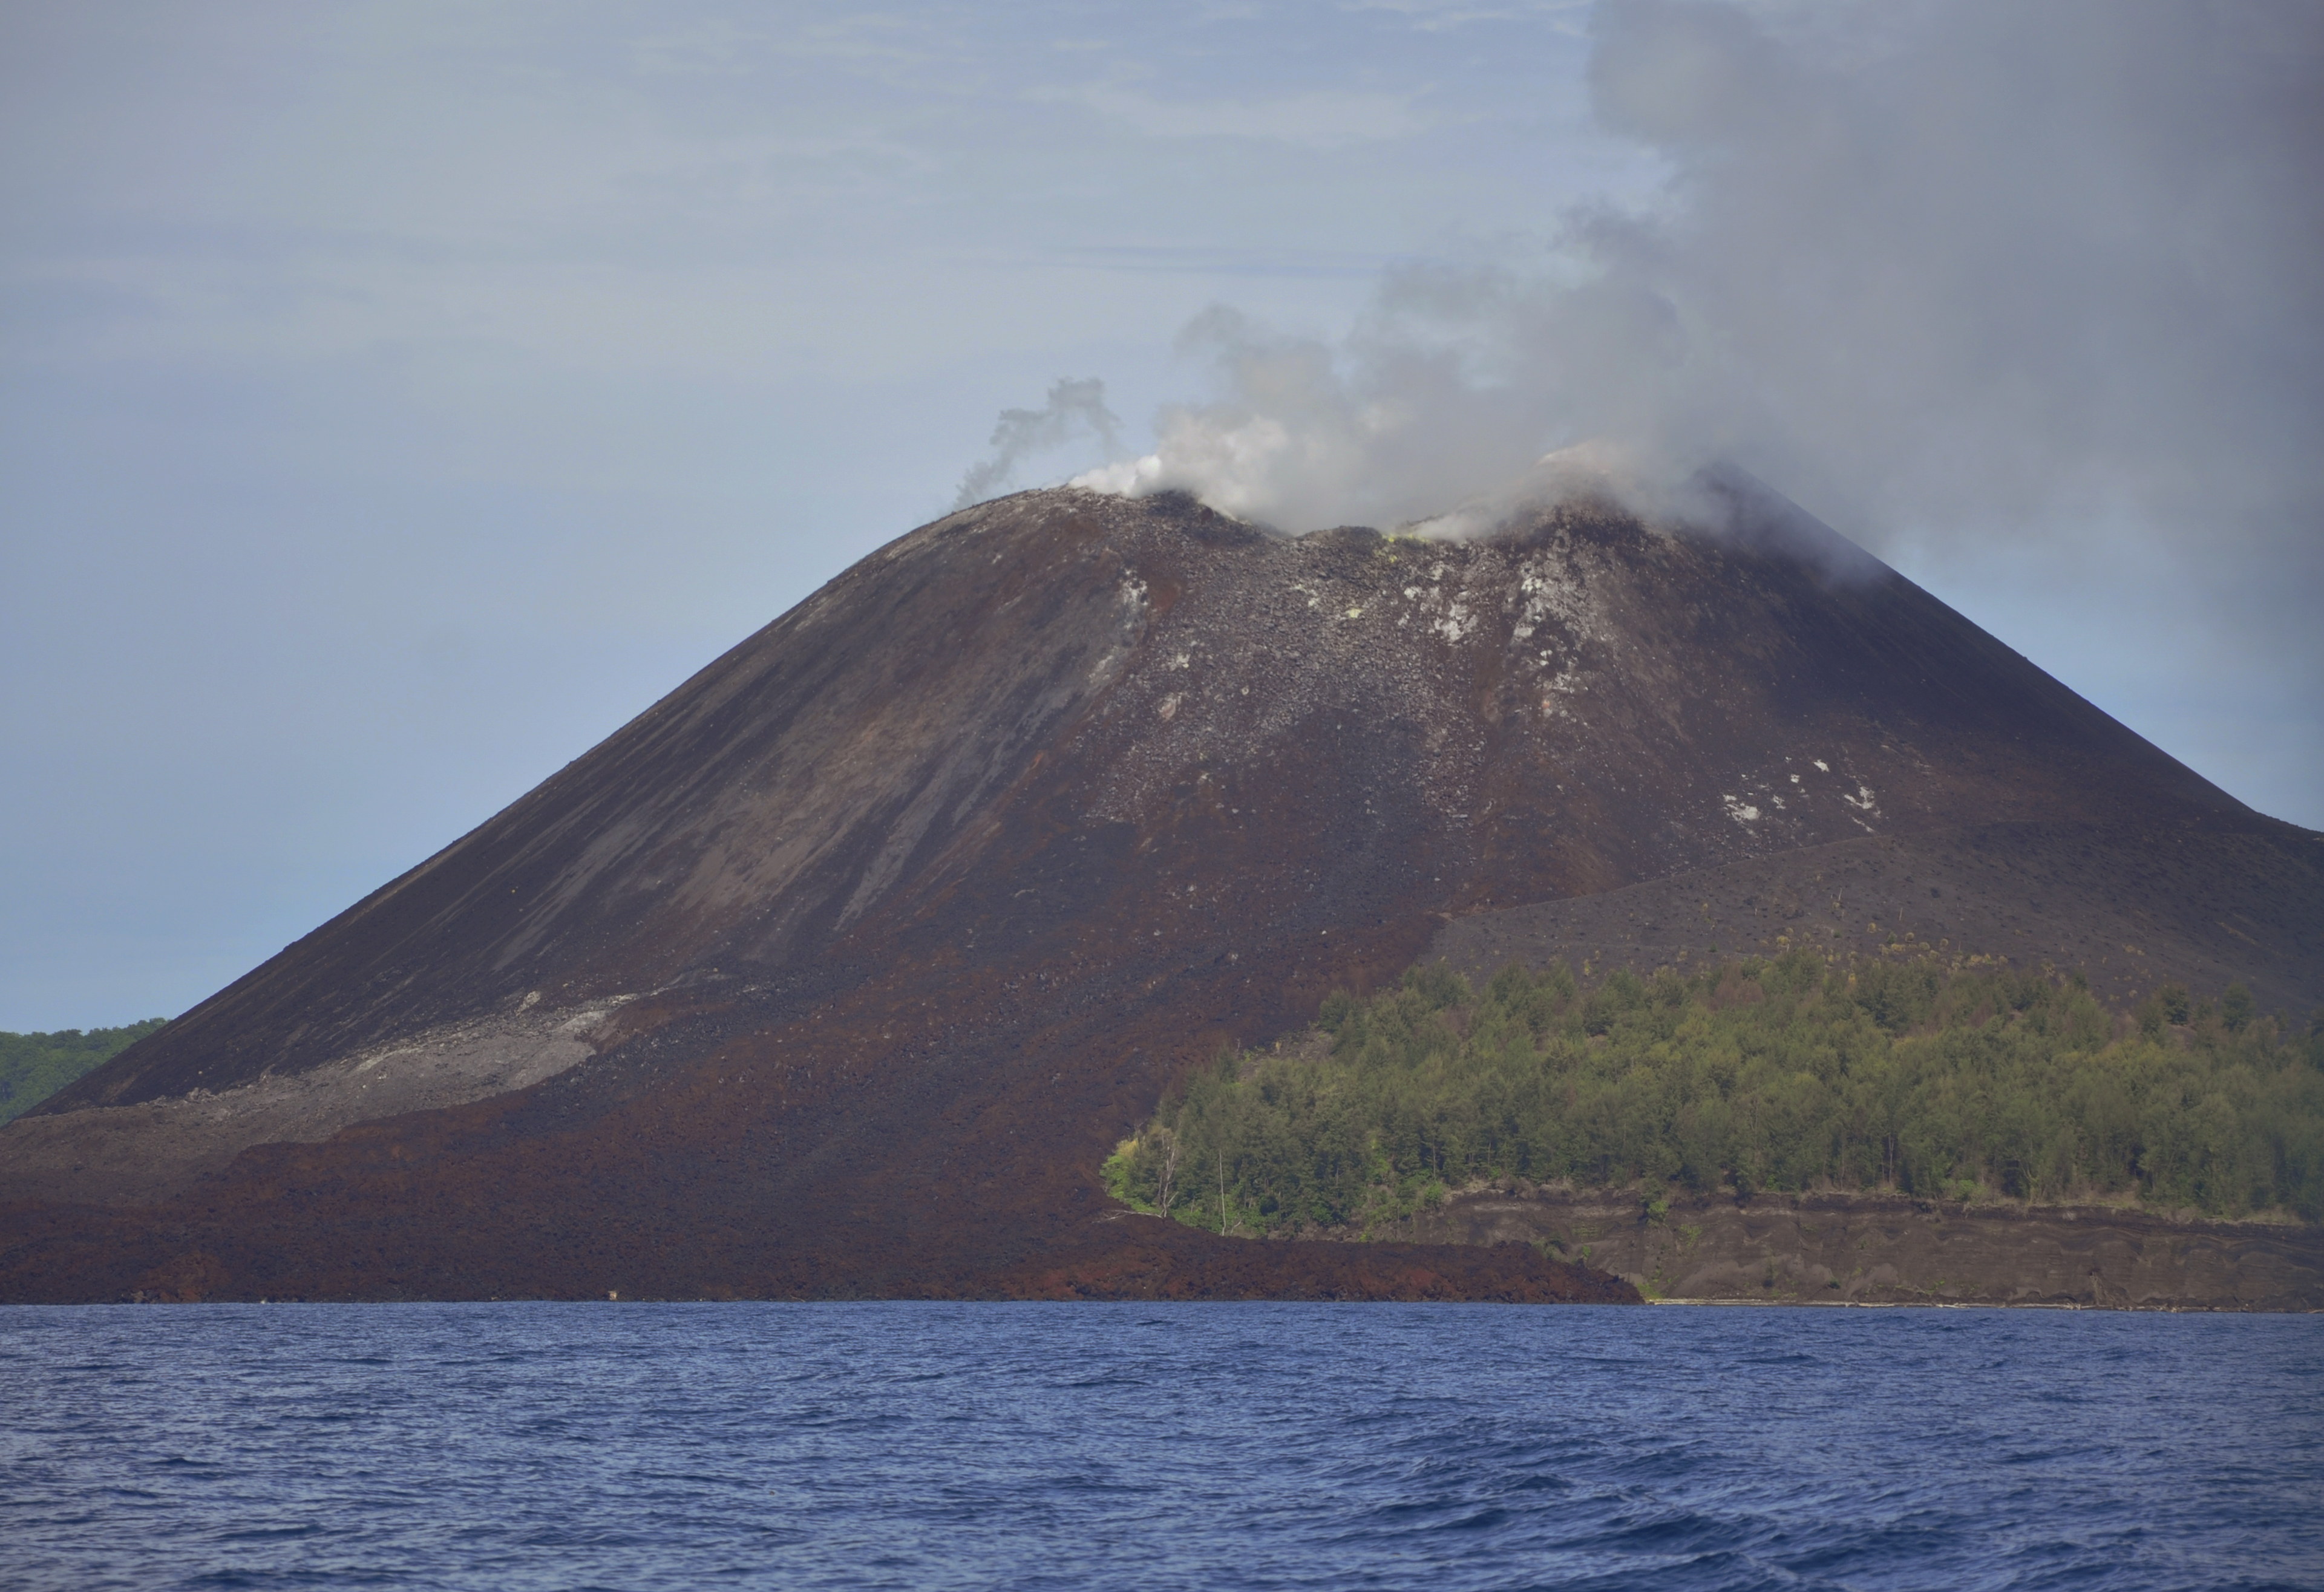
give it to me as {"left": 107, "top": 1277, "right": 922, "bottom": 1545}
{"left": 0, "top": 1020, "right": 168, "bottom": 1127}
{"left": 1105, "top": 956, "right": 2324, "bottom": 1235}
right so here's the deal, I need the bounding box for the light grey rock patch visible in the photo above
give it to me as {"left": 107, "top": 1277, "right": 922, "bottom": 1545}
{"left": 0, "top": 1001, "right": 628, "bottom": 1207}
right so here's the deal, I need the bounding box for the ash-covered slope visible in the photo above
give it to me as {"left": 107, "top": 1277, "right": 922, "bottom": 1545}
{"left": 2, "top": 482, "right": 2306, "bottom": 1302}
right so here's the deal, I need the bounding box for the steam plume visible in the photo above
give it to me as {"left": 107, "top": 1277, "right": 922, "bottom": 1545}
{"left": 1070, "top": 0, "right": 2323, "bottom": 569}
{"left": 955, "top": 377, "right": 1122, "bottom": 510}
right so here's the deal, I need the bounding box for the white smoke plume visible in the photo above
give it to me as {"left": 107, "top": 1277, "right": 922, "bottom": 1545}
{"left": 954, "top": 377, "right": 1122, "bottom": 510}
{"left": 1067, "top": 0, "right": 2323, "bottom": 568}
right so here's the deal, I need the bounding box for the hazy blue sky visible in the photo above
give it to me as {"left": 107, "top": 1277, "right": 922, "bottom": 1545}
{"left": 5, "top": 1, "right": 2317, "bottom": 1030}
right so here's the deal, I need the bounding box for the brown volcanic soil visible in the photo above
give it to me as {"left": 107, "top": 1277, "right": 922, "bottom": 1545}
{"left": 1391, "top": 1186, "right": 2324, "bottom": 1312}
{"left": 1, "top": 482, "right": 2307, "bottom": 1303}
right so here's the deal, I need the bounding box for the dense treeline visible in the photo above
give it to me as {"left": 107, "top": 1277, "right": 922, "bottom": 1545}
{"left": 1105, "top": 956, "right": 2324, "bottom": 1235}
{"left": 0, "top": 1020, "right": 167, "bottom": 1127}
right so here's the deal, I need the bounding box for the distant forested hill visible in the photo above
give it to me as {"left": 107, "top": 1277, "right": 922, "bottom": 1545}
{"left": 0, "top": 1021, "right": 168, "bottom": 1126}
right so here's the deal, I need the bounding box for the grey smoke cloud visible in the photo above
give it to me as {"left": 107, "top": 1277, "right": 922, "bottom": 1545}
{"left": 1074, "top": 0, "right": 2324, "bottom": 573}
{"left": 955, "top": 377, "right": 1122, "bottom": 510}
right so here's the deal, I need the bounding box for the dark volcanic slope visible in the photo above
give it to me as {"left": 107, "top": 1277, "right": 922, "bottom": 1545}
{"left": 1435, "top": 821, "right": 2324, "bottom": 1014}
{"left": 2, "top": 484, "right": 2305, "bottom": 1302}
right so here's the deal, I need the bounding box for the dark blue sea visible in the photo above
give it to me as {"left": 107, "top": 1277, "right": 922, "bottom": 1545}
{"left": 2, "top": 1303, "right": 2318, "bottom": 1590}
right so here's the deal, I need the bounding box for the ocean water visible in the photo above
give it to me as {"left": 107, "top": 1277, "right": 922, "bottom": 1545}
{"left": 2, "top": 1303, "right": 2318, "bottom": 1591}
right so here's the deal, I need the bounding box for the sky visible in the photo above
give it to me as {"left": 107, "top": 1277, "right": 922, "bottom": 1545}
{"left": 3, "top": 1, "right": 2317, "bottom": 1031}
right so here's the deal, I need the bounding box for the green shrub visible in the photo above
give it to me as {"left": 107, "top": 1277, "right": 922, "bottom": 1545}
{"left": 1106, "top": 956, "right": 2321, "bottom": 1233}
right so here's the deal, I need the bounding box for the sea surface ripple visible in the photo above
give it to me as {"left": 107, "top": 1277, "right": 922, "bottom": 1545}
{"left": 2, "top": 1303, "right": 2318, "bottom": 1590}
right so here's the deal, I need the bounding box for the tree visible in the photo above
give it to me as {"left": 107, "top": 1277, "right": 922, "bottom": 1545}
{"left": 1152, "top": 1126, "right": 1182, "bottom": 1221}
{"left": 1107, "top": 955, "right": 2323, "bottom": 1230}
{"left": 2222, "top": 984, "right": 2254, "bottom": 1033}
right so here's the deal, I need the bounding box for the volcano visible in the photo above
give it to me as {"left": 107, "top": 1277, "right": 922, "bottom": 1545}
{"left": 5, "top": 477, "right": 2317, "bottom": 1302}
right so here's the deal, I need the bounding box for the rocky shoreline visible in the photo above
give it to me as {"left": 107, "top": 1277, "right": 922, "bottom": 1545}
{"left": 1334, "top": 1186, "right": 2324, "bottom": 1311}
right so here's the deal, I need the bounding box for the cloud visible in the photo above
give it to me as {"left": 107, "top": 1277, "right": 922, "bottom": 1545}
{"left": 1033, "top": 83, "right": 1428, "bottom": 149}
{"left": 1352, "top": 0, "right": 1594, "bottom": 34}
{"left": 628, "top": 20, "right": 770, "bottom": 76}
